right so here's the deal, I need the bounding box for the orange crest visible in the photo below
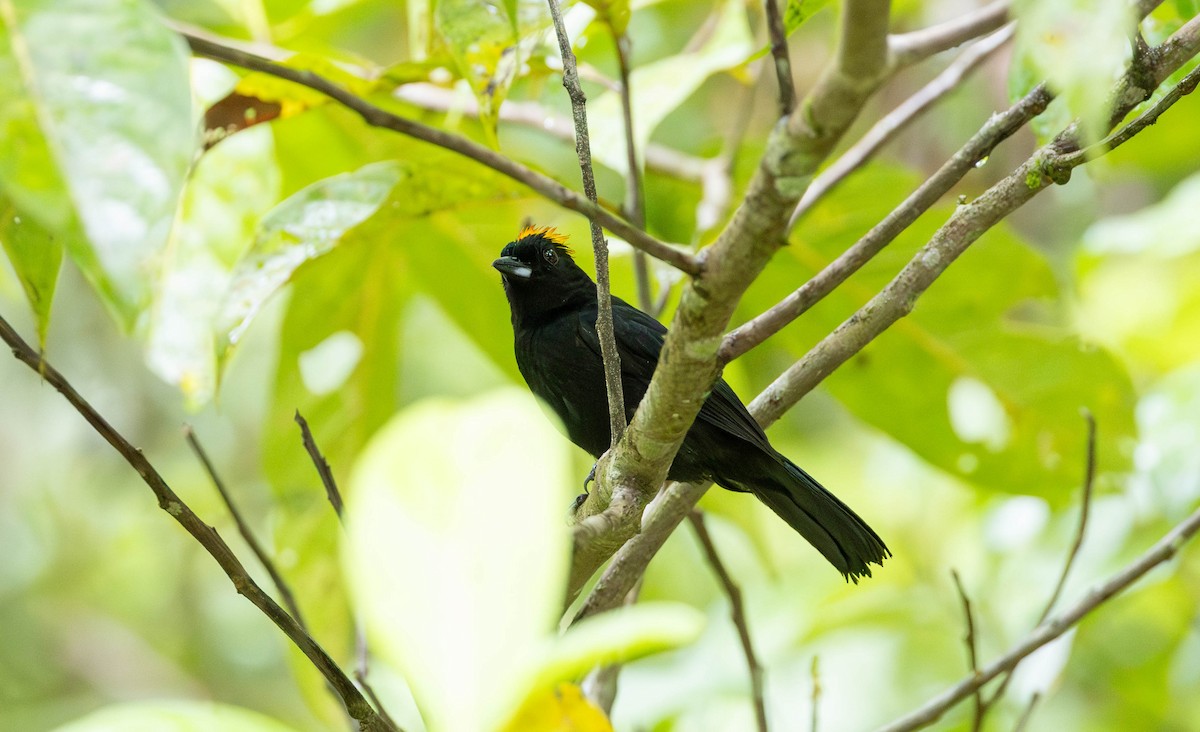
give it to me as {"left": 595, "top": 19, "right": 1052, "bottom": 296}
{"left": 517, "top": 225, "right": 573, "bottom": 253}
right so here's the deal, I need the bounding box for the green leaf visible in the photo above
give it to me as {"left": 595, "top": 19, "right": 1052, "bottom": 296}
{"left": 1010, "top": 0, "right": 1136, "bottom": 144}
{"left": 742, "top": 165, "right": 1137, "bottom": 500}
{"left": 533, "top": 603, "right": 705, "bottom": 687}
{"left": 1083, "top": 172, "right": 1200, "bottom": 258}
{"left": 584, "top": 0, "right": 632, "bottom": 35}
{"left": 344, "top": 390, "right": 576, "bottom": 732}
{"left": 434, "top": 0, "right": 522, "bottom": 138}
{"left": 588, "top": 0, "right": 753, "bottom": 175}
{"left": 51, "top": 701, "right": 301, "bottom": 732}
{"left": 146, "top": 126, "right": 280, "bottom": 407}
{"left": 0, "top": 194, "right": 60, "bottom": 347}
{"left": 216, "top": 161, "right": 406, "bottom": 357}
{"left": 0, "top": 0, "right": 194, "bottom": 327}
{"left": 784, "top": 0, "right": 832, "bottom": 34}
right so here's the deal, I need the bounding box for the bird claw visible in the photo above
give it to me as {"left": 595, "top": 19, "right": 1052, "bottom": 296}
{"left": 583, "top": 462, "right": 598, "bottom": 491}
{"left": 570, "top": 492, "right": 588, "bottom": 513}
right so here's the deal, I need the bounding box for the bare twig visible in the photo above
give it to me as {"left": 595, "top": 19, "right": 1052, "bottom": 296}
{"left": 949, "top": 570, "right": 984, "bottom": 731}
{"left": 810, "top": 656, "right": 821, "bottom": 732}
{"left": 610, "top": 27, "right": 652, "bottom": 312}
{"left": 877, "top": 503, "right": 1200, "bottom": 732}
{"left": 178, "top": 33, "right": 701, "bottom": 277}
{"left": 581, "top": 578, "right": 643, "bottom": 714}
{"left": 1037, "top": 411, "right": 1098, "bottom": 626}
{"left": 764, "top": 0, "right": 796, "bottom": 115}
{"left": 184, "top": 427, "right": 309, "bottom": 630}
{"left": 887, "top": 0, "right": 1010, "bottom": 68}
{"left": 689, "top": 510, "right": 768, "bottom": 732}
{"left": 295, "top": 411, "right": 398, "bottom": 729}
{"left": 546, "top": 0, "right": 627, "bottom": 447}
{"left": 791, "top": 25, "right": 1015, "bottom": 225}
{"left": 1012, "top": 693, "right": 1040, "bottom": 732}
{"left": 977, "top": 412, "right": 1098, "bottom": 716}
{"left": 0, "top": 314, "right": 395, "bottom": 732}
{"left": 295, "top": 410, "right": 344, "bottom": 518}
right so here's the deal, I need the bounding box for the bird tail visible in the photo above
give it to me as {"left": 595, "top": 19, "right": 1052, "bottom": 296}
{"left": 728, "top": 454, "right": 889, "bottom": 582}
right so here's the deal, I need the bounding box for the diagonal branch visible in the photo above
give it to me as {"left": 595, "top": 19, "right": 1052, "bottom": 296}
{"left": 0, "top": 314, "right": 395, "bottom": 732}
{"left": 887, "top": 0, "right": 1010, "bottom": 68}
{"left": 178, "top": 33, "right": 700, "bottom": 277}
{"left": 877, "top": 503, "right": 1200, "bottom": 732}
{"left": 790, "top": 25, "right": 1015, "bottom": 226}
{"left": 577, "top": 13, "right": 1200, "bottom": 619}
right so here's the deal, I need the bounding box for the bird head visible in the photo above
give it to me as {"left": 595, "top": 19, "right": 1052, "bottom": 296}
{"left": 493, "top": 226, "right": 594, "bottom": 321}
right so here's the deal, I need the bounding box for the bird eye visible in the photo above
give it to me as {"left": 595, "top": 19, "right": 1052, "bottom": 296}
{"left": 543, "top": 248, "right": 559, "bottom": 265}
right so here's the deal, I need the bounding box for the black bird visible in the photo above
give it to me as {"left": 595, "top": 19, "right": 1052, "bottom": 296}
{"left": 493, "top": 226, "right": 889, "bottom": 580}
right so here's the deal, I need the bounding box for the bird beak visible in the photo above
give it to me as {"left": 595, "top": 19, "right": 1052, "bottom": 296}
{"left": 492, "top": 256, "right": 533, "bottom": 280}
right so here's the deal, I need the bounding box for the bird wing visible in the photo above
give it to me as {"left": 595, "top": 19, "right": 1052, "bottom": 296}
{"left": 577, "top": 297, "right": 775, "bottom": 454}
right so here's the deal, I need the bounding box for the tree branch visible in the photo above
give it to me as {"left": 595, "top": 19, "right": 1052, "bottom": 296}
{"left": 887, "top": 0, "right": 1010, "bottom": 68}
{"left": 749, "top": 24, "right": 1200, "bottom": 427}
{"left": 690, "top": 510, "right": 768, "bottom": 732}
{"left": 723, "top": 80, "right": 1052, "bottom": 363}
{"left": 178, "top": 33, "right": 701, "bottom": 277}
{"left": 568, "top": 0, "right": 894, "bottom": 601}
{"left": 876, "top": 503, "right": 1200, "bottom": 732}
{"left": 0, "top": 314, "right": 395, "bottom": 732}
{"left": 764, "top": 0, "right": 796, "bottom": 115}
{"left": 576, "top": 10, "right": 1200, "bottom": 619}
{"left": 790, "top": 25, "right": 1015, "bottom": 225}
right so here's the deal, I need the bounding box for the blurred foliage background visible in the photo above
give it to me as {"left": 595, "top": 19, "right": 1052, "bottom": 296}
{"left": 2, "top": 0, "right": 1200, "bottom": 730}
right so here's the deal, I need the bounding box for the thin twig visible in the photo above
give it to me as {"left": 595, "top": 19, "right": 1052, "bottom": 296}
{"left": 610, "top": 27, "right": 652, "bottom": 312}
{"left": 546, "top": 0, "right": 627, "bottom": 447}
{"left": 581, "top": 578, "right": 643, "bottom": 714}
{"left": 1037, "top": 411, "right": 1098, "bottom": 626}
{"left": 978, "top": 412, "right": 1098, "bottom": 714}
{"left": 689, "top": 510, "right": 768, "bottom": 732}
{"left": 949, "top": 570, "right": 984, "bottom": 731}
{"left": 810, "top": 656, "right": 821, "bottom": 732}
{"left": 295, "top": 411, "right": 399, "bottom": 729}
{"left": 791, "top": 25, "right": 1015, "bottom": 224}
{"left": 876, "top": 502, "right": 1200, "bottom": 732}
{"left": 295, "top": 410, "right": 344, "bottom": 518}
{"left": 0, "top": 314, "right": 395, "bottom": 732}
{"left": 887, "top": 0, "right": 1010, "bottom": 68}
{"left": 184, "top": 426, "right": 309, "bottom": 630}
{"left": 178, "top": 33, "right": 701, "bottom": 277}
{"left": 764, "top": 0, "right": 796, "bottom": 115}
{"left": 1012, "top": 692, "right": 1040, "bottom": 732}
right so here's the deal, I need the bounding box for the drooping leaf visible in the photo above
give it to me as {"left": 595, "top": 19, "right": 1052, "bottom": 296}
{"left": 434, "top": 0, "right": 521, "bottom": 139}
{"left": 146, "top": 126, "right": 281, "bottom": 407}
{"left": 0, "top": 195, "right": 60, "bottom": 347}
{"left": 0, "top": 0, "right": 194, "bottom": 327}
{"left": 216, "top": 160, "right": 406, "bottom": 356}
